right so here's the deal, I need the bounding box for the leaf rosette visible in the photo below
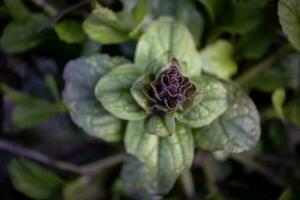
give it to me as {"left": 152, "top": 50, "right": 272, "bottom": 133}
{"left": 63, "top": 16, "right": 261, "bottom": 196}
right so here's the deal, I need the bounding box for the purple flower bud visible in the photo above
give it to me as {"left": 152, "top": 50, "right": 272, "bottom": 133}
{"left": 144, "top": 58, "right": 196, "bottom": 113}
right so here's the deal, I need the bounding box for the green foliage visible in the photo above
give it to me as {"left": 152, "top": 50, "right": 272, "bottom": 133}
{"left": 1, "top": 84, "right": 66, "bottom": 129}
{"left": 9, "top": 159, "right": 64, "bottom": 200}
{"left": 272, "top": 88, "right": 286, "bottom": 119}
{"left": 194, "top": 82, "right": 260, "bottom": 153}
{"left": 278, "top": 0, "right": 300, "bottom": 51}
{"left": 125, "top": 120, "right": 194, "bottom": 194}
{"left": 63, "top": 54, "right": 129, "bottom": 142}
{"left": 83, "top": 3, "right": 131, "bottom": 44}
{"left": 1, "top": 13, "right": 47, "bottom": 54}
{"left": 132, "top": 0, "right": 151, "bottom": 24}
{"left": 199, "top": 40, "right": 237, "bottom": 79}
{"left": 95, "top": 64, "right": 147, "bottom": 120}
{"left": 54, "top": 19, "right": 86, "bottom": 44}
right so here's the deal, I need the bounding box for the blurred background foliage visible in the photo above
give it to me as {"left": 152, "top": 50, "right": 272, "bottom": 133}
{"left": 0, "top": 0, "right": 299, "bottom": 199}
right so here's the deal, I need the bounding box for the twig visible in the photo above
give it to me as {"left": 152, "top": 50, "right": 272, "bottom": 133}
{"left": 181, "top": 170, "right": 196, "bottom": 200}
{"left": 29, "top": 0, "right": 58, "bottom": 16}
{"left": 234, "top": 45, "right": 291, "bottom": 85}
{"left": 0, "top": 139, "right": 124, "bottom": 175}
{"left": 202, "top": 159, "right": 218, "bottom": 194}
{"left": 231, "top": 154, "right": 283, "bottom": 187}
{"left": 80, "top": 153, "right": 125, "bottom": 174}
{"left": 38, "top": 0, "right": 90, "bottom": 31}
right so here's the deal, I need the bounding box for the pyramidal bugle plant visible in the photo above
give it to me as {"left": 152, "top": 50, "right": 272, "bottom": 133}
{"left": 63, "top": 16, "right": 261, "bottom": 196}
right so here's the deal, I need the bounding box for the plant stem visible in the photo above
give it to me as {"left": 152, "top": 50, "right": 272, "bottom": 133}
{"left": 0, "top": 139, "right": 124, "bottom": 175}
{"left": 29, "top": 0, "right": 58, "bottom": 16}
{"left": 235, "top": 44, "right": 291, "bottom": 85}
{"left": 203, "top": 160, "right": 218, "bottom": 194}
{"left": 181, "top": 170, "right": 196, "bottom": 200}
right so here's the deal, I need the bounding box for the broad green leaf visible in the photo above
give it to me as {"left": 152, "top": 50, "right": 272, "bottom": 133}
{"left": 63, "top": 54, "right": 129, "bottom": 142}
{"left": 132, "top": 0, "right": 151, "bottom": 24}
{"left": 0, "top": 13, "right": 47, "bottom": 54}
{"left": 151, "top": 0, "right": 203, "bottom": 44}
{"left": 177, "top": 75, "right": 228, "bottom": 128}
{"left": 237, "top": 23, "right": 275, "bottom": 60}
{"left": 9, "top": 159, "right": 64, "bottom": 200}
{"left": 272, "top": 88, "right": 286, "bottom": 119}
{"left": 1, "top": 84, "right": 66, "bottom": 129}
{"left": 135, "top": 17, "right": 201, "bottom": 78}
{"left": 4, "top": 0, "right": 30, "bottom": 20}
{"left": 125, "top": 120, "right": 194, "bottom": 194}
{"left": 145, "top": 115, "right": 175, "bottom": 137}
{"left": 83, "top": 3, "right": 130, "bottom": 44}
{"left": 95, "top": 64, "right": 147, "bottom": 120}
{"left": 54, "top": 19, "right": 85, "bottom": 44}
{"left": 278, "top": 0, "right": 300, "bottom": 51}
{"left": 130, "top": 74, "right": 152, "bottom": 113}
{"left": 194, "top": 82, "right": 261, "bottom": 153}
{"left": 200, "top": 40, "right": 237, "bottom": 79}
{"left": 63, "top": 175, "right": 104, "bottom": 200}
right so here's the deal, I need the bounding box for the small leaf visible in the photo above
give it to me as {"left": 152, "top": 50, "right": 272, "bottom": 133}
{"left": 194, "top": 82, "right": 261, "bottom": 153}
{"left": 132, "top": 0, "right": 151, "bottom": 24}
{"left": 199, "top": 40, "right": 237, "bottom": 79}
{"left": 1, "top": 84, "right": 66, "bottom": 129}
{"left": 0, "top": 13, "right": 47, "bottom": 54}
{"left": 145, "top": 115, "right": 175, "bottom": 137}
{"left": 278, "top": 0, "right": 300, "bottom": 51}
{"left": 177, "top": 75, "right": 228, "bottom": 128}
{"left": 9, "top": 159, "right": 64, "bottom": 200}
{"left": 125, "top": 120, "right": 194, "bottom": 194}
{"left": 130, "top": 74, "right": 152, "bottom": 113}
{"left": 63, "top": 54, "right": 129, "bottom": 142}
{"left": 135, "top": 17, "right": 201, "bottom": 78}
{"left": 95, "top": 64, "right": 147, "bottom": 120}
{"left": 83, "top": 3, "right": 130, "bottom": 44}
{"left": 54, "top": 19, "right": 86, "bottom": 44}
{"left": 272, "top": 88, "right": 286, "bottom": 120}
{"left": 285, "top": 96, "right": 300, "bottom": 127}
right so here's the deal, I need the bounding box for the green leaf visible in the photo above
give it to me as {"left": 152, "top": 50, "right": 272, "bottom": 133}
{"left": 125, "top": 120, "right": 194, "bottom": 194}
{"left": 272, "top": 88, "right": 286, "bottom": 120}
{"left": 278, "top": 0, "right": 300, "bottom": 51}
{"left": 132, "top": 0, "right": 151, "bottom": 24}
{"left": 4, "top": 0, "right": 30, "bottom": 20}
{"left": 199, "top": 0, "right": 225, "bottom": 22}
{"left": 130, "top": 74, "right": 152, "bottom": 113}
{"left": 285, "top": 96, "right": 300, "bottom": 127}
{"left": 83, "top": 3, "right": 130, "bottom": 44}
{"left": 237, "top": 23, "right": 275, "bottom": 60}
{"left": 1, "top": 84, "right": 66, "bottom": 129}
{"left": 54, "top": 19, "right": 86, "bottom": 44}
{"left": 145, "top": 115, "right": 175, "bottom": 137}
{"left": 199, "top": 40, "right": 237, "bottom": 79}
{"left": 80, "top": 39, "right": 102, "bottom": 56}
{"left": 135, "top": 17, "right": 201, "bottom": 78}
{"left": 0, "top": 13, "right": 47, "bottom": 54}
{"left": 95, "top": 64, "right": 147, "bottom": 120}
{"left": 63, "top": 54, "right": 129, "bottom": 142}
{"left": 194, "top": 82, "right": 261, "bottom": 153}
{"left": 151, "top": 0, "right": 203, "bottom": 45}
{"left": 9, "top": 159, "right": 64, "bottom": 200}
{"left": 177, "top": 75, "right": 228, "bottom": 128}
{"left": 63, "top": 175, "right": 104, "bottom": 200}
